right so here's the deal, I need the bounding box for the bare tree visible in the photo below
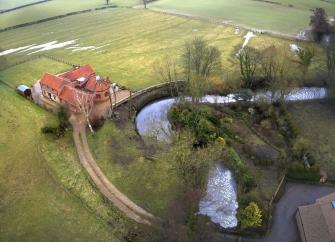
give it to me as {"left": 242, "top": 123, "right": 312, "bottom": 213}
{"left": 239, "top": 47, "right": 260, "bottom": 89}
{"left": 106, "top": 0, "right": 110, "bottom": 5}
{"left": 295, "top": 47, "right": 315, "bottom": 80}
{"left": 74, "top": 90, "right": 95, "bottom": 134}
{"left": 143, "top": 0, "right": 147, "bottom": 9}
{"left": 153, "top": 56, "right": 180, "bottom": 97}
{"left": 182, "top": 37, "right": 221, "bottom": 103}
{"left": 260, "top": 46, "right": 296, "bottom": 101}
{"left": 310, "top": 8, "right": 330, "bottom": 42}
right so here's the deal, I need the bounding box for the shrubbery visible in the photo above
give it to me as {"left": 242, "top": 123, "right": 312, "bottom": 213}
{"left": 226, "top": 147, "right": 256, "bottom": 191}
{"left": 238, "top": 202, "right": 263, "bottom": 230}
{"left": 41, "top": 107, "right": 69, "bottom": 139}
{"left": 287, "top": 162, "right": 320, "bottom": 181}
{"left": 168, "top": 103, "right": 221, "bottom": 146}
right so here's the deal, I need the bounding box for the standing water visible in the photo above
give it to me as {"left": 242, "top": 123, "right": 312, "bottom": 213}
{"left": 136, "top": 87, "right": 327, "bottom": 141}
{"left": 199, "top": 163, "right": 238, "bottom": 228}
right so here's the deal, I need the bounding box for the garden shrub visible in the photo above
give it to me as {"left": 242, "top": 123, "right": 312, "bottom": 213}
{"left": 238, "top": 202, "right": 263, "bottom": 229}
{"left": 226, "top": 148, "right": 256, "bottom": 190}
{"left": 168, "top": 103, "right": 221, "bottom": 146}
{"left": 287, "top": 162, "right": 320, "bottom": 181}
{"left": 260, "top": 119, "right": 272, "bottom": 130}
{"left": 215, "top": 136, "right": 226, "bottom": 148}
{"left": 292, "top": 137, "right": 309, "bottom": 159}
{"left": 41, "top": 108, "right": 69, "bottom": 139}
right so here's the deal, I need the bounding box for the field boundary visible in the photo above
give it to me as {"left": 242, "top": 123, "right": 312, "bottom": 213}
{"left": 1, "top": 54, "right": 78, "bottom": 72}
{"left": 147, "top": 7, "right": 307, "bottom": 41}
{"left": 0, "top": 79, "right": 15, "bottom": 89}
{"left": 0, "top": 0, "right": 52, "bottom": 14}
{"left": 0, "top": 5, "right": 117, "bottom": 33}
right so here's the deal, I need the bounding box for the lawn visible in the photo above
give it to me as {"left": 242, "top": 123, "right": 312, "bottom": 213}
{"left": 87, "top": 121, "right": 181, "bottom": 216}
{"left": 149, "top": 0, "right": 335, "bottom": 34}
{"left": 1, "top": 8, "right": 323, "bottom": 90}
{"left": 0, "top": 0, "right": 139, "bottom": 30}
{"left": 288, "top": 100, "right": 335, "bottom": 180}
{"left": 0, "top": 83, "right": 122, "bottom": 242}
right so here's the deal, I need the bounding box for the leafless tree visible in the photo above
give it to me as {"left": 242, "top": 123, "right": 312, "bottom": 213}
{"left": 239, "top": 47, "right": 260, "bottom": 89}
{"left": 74, "top": 89, "right": 95, "bottom": 134}
{"left": 153, "top": 56, "right": 180, "bottom": 97}
{"left": 143, "top": 0, "right": 147, "bottom": 9}
{"left": 106, "top": 0, "right": 110, "bottom": 5}
{"left": 182, "top": 37, "right": 221, "bottom": 103}
{"left": 295, "top": 47, "right": 315, "bottom": 80}
{"left": 310, "top": 8, "right": 330, "bottom": 42}
{"left": 260, "top": 46, "right": 297, "bottom": 101}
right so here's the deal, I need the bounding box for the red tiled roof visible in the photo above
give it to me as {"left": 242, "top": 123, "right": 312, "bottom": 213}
{"left": 84, "top": 76, "right": 110, "bottom": 92}
{"left": 59, "top": 64, "right": 95, "bottom": 80}
{"left": 40, "top": 73, "right": 69, "bottom": 94}
{"left": 59, "top": 85, "right": 77, "bottom": 107}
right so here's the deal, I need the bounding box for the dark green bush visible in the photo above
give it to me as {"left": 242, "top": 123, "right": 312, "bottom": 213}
{"left": 168, "top": 103, "right": 221, "bottom": 146}
{"left": 287, "top": 162, "right": 320, "bottom": 181}
{"left": 41, "top": 108, "right": 69, "bottom": 139}
{"left": 41, "top": 126, "right": 58, "bottom": 134}
{"left": 41, "top": 126, "right": 66, "bottom": 138}
{"left": 226, "top": 148, "right": 256, "bottom": 191}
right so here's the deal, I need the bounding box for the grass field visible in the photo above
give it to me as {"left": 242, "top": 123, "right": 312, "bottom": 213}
{"left": 288, "top": 100, "right": 335, "bottom": 180}
{"left": 0, "top": 83, "right": 122, "bottom": 242}
{"left": 150, "top": 0, "right": 335, "bottom": 34}
{"left": 88, "top": 121, "right": 181, "bottom": 216}
{"left": 0, "top": 0, "right": 37, "bottom": 9}
{"left": 0, "top": 0, "right": 139, "bottom": 29}
{"left": 0, "top": 8, "right": 323, "bottom": 90}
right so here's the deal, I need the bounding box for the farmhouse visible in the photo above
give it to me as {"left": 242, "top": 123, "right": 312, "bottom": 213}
{"left": 39, "top": 65, "right": 111, "bottom": 112}
{"left": 296, "top": 192, "right": 335, "bottom": 242}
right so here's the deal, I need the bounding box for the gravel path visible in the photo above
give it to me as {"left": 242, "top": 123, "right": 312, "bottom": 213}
{"left": 70, "top": 114, "right": 156, "bottom": 225}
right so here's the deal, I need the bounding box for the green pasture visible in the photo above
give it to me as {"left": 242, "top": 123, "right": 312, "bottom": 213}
{"left": 0, "top": 8, "right": 319, "bottom": 90}
{"left": 0, "top": 0, "right": 36, "bottom": 9}
{"left": 0, "top": 0, "right": 139, "bottom": 29}
{"left": 0, "top": 82, "right": 121, "bottom": 241}
{"left": 150, "top": 0, "right": 335, "bottom": 34}
{"left": 0, "top": 57, "right": 71, "bottom": 86}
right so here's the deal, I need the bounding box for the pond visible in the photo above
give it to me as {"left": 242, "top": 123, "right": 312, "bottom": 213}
{"left": 199, "top": 163, "right": 238, "bottom": 228}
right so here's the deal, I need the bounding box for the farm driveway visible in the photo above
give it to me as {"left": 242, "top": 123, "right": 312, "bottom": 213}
{"left": 244, "top": 182, "right": 335, "bottom": 242}
{"left": 70, "top": 113, "right": 156, "bottom": 225}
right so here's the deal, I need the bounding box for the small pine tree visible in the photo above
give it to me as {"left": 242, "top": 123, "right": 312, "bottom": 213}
{"left": 239, "top": 202, "right": 262, "bottom": 229}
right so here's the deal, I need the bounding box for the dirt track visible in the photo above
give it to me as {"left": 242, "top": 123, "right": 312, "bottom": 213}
{"left": 70, "top": 114, "right": 156, "bottom": 225}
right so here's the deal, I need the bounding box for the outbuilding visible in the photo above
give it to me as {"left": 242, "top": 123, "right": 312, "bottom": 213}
{"left": 16, "top": 85, "right": 32, "bottom": 98}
